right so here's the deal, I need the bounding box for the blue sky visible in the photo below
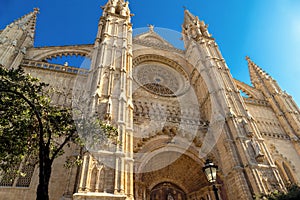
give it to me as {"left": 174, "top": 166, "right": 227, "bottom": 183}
{"left": 0, "top": 0, "right": 299, "bottom": 105}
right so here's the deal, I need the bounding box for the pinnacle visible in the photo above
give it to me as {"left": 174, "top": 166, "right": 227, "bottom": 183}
{"left": 102, "top": 0, "right": 131, "bottom": 17}
{"left": 10, "top": 8, "right": 39, "bottom": 34}
{"left": 246, "top": 56, "right": 258, "bottom": 70}
{"left": 183, "top": 9, "right": 196, "bottom": 24}
{"left": 182, "top": 9, "right": 211, "bottom": 39}
{"left": 0, "top": 8, "right": 39, "bottom": 48}
{"left": 183, "top": 9, "right": 197, "bottom": 31}
{"left": 246, "top": 56, "right": 273, "bottom": 85}
{"left": 246, "top": 56, "right": 264, "bottom": 74}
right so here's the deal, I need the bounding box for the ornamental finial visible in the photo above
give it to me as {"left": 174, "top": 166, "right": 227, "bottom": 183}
{"left": 148, "top": 24, "right": 154, "bottom": 32}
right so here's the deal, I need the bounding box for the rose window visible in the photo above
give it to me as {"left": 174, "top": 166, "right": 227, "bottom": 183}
{"left": 133, "top": 62, "right": 189, "bottom": 97}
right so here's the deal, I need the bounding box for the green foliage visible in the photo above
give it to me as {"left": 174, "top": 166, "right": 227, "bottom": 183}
{"left": 0, "top": 66, "right": 78, "bottom": 170}
{"left": 0, "top": 67, "right": 78, "bottom": 172}
{"left": 0, "top": 66, "right": 43, "bottom": 171}
{"left": 0, "top": 66, "right": 118, "bottom": 199}
{"left": 255, "top": 184, "right": 300, "bottom": 200}
{"left": 75, "top": 116, "right": 119, "bottom": 150}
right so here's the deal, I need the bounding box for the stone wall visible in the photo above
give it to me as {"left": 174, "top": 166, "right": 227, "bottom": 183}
{"left": 246, "top": 102, "right": 300, "bottom": 184}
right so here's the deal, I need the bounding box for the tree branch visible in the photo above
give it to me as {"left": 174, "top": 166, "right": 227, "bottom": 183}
{"left": 50, "top": 132, "right": 74, "bottom": 163}
{"left": 45, "top": 127, "right": 52, "bottom": 152}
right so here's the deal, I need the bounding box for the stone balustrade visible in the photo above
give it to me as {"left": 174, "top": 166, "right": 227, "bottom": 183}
{"left": 21, "top": 59, "right": 89, "bottom": 75}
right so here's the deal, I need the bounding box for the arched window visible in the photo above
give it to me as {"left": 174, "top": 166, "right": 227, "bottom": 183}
{"left": 282, "top": 162, "right": 296, "bottom": 184}
{"left": 275, "top": 161, "right": 296, "bottom": 186}
{"left": 0, "top": 158, "right": 36, "bottom": 188}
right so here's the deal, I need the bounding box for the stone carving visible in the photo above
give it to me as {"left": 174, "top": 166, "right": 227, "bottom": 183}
{"left": 21, "top": 47, "right": 27, "bottom": 54}
{"left": 167, "top": 193, "right": 175, "bottom": 200}
{"left": 251, "top": 139, "right": 264, "bottom": 162}
{"left": 260, "top": 169, "right": 280, "bottom": 191}
{"left": 0, "top": 36, "right": 7, "bottom": 44}
{"left": 241, "top": 118, "right": 254, "bottom": 137}
{"left": 11, "top": 39, "right": 17, "bottom": 46}
{"left": 227, "top": 106, "right": 236, "bottom": 118}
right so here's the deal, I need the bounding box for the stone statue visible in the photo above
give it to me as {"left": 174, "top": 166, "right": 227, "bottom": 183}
{"left": 167, "top": 193, "right": 174, "bottom": 200}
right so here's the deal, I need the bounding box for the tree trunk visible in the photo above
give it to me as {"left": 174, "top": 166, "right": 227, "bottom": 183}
{"left": 36, "top": 152, "right": 52, "bottom": 200}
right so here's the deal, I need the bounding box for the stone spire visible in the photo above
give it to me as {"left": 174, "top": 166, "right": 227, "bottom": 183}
{"left": 182, "top": 9, "right": 211, "bottom": 41}
{"left": 247, "top": 56, "right": 285, "bottom": 95}
{"left": 246, "top": 56, "right": 300, "bottom": 138}
{"left": 246, "top": 56, "right": 274, "bottom": 86}
{"left": 101, "top": 0, "right": 131, "bottom": 18}
{"left": 183, "top": 9, "right": 196, "bottom": 26}
{"left": 0, "top": 8, "right": 39, "bottom": 46}
{"left": 0, "top": 8, "right": 39, "bottom": 68}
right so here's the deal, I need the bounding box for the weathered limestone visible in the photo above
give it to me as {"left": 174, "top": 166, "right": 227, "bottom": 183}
{"left": 0, "top": 1, "right": 299, "bottom": 200}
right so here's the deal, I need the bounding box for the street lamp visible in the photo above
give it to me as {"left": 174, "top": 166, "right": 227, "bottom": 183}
{"left": 203, "top": 159, "right": 220, "bottom": 200}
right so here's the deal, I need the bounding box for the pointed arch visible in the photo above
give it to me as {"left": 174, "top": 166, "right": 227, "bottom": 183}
{"left": 98, "top": 167, "right": 105, "bottom": 192}
{"left": 275, "top": 160, "right": 296, "bottom": 186}
{"left": 282, "top": 161, "right": 296, "bottom": 184}
{"left": 90, "top": 167, "right": 98, "bottom": 192}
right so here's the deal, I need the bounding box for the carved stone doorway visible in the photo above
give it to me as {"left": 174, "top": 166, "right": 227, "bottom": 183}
{"left": 150, "top": 182, "right": 186, "bottom": 200}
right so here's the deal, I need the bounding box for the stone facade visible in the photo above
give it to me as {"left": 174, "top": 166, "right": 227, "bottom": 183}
{"left": 0, "top": 1, "right": 299, "bottom": 200}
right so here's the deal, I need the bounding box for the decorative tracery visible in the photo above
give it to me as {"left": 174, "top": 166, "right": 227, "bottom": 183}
{"left": 133, "top": 62, "right": 189, "bottom": 97}
{"left": 0, "top": 158, "right": 36, "bottom": 188}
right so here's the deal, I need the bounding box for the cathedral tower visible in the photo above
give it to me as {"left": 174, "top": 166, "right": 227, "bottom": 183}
{"left": 74, "top": 0, "right": 134, "bottom": 199}
{"left": 182, "top": 9, "right": 286, "bottom": 199}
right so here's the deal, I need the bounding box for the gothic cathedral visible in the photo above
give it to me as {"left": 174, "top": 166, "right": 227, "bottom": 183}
{"left": 0, "top": 0, "right": 300, "bottom": 200}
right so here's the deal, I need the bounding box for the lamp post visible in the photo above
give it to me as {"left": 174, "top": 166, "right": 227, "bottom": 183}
{"left": 203, "top": 159, "right": 220, "bottom": 200}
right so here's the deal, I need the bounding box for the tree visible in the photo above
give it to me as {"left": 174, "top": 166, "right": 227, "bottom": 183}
{"left": 0, "top": 66, "right": 117, "bottom": 200}
{"left": 0, "top": 66, "right": 77, "bottom": 200}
